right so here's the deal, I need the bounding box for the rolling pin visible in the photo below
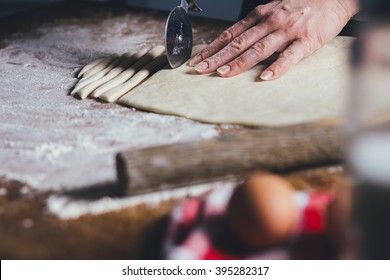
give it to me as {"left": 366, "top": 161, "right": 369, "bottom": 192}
{"left": 116, "top": 122, "right": 343, "bottom": 196}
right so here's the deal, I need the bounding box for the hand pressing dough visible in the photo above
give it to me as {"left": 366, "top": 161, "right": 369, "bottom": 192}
{"left": 99, "top": 55, "right": 168, "bottom": 103}
{"left": 118, "top": 37, "right": 353, "bottom": 127}
{"left": 91, "top": 45, "right": 166, "bottom": 98}
{"left": 76, "top": 48, "right": 149, "bottom": 99}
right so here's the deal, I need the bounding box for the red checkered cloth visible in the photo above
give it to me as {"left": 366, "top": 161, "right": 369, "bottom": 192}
{"left": 164, "top": 187, "right": 335, "bottom": 260}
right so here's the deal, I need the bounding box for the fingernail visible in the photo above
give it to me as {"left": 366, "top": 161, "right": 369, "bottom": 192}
{"left": 189, "top": 56, "right": 200, "bottom": 66}
{"left": 195, "top": 61, "right": 209, "bottom": 72}
{"left": 260, "top": 70, "right": 273, "bottom": 80}
{"left": 217, "top": 65, "right": 231, "bottom": 76}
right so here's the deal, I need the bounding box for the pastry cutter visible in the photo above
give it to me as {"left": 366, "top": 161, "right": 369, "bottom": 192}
{"left": 165, "top": 0, "right": 203, "bottom": 68}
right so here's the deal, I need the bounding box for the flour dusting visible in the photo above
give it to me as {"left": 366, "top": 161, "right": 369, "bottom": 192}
{"left": 0, "top": 9, "right": 221, "bottom": 191}
{"left": 47, "top": 180, "right": 235, "bottom": 219}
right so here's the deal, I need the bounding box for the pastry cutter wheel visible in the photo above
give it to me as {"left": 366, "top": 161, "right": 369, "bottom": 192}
{"left": 165, "top": 0, "right": 203, "bottom": 69}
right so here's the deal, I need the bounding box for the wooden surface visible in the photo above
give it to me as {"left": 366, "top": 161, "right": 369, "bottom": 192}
{"left": 0, "top": 167, "right": 347, "bottom": 259}
{"left": 0, "top": 2, "right": 349, "bottom": 259}
{"left": 0, "top": 1, "right": 229, "bottom": 190}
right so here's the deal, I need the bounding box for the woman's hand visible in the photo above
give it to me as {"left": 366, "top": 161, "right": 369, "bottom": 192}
{"left": 190, "top": 0, "right": 360, "bottom": 80}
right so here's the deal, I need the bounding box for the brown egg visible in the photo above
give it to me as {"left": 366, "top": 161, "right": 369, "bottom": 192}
{"left": 227, "top": 172, "right": 299, "bottom": 249}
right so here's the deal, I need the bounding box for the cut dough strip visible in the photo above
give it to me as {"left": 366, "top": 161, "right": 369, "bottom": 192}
{"left": 90, "top": 45, "right": 165, "bottom": 98}
{"left": 117, "top": 38, "right": 353, "bottom": 127}
{"left": 71, "top": 55, "right": 123, "bottom": 95}
{"left": 101, "top": 55, "right": 168, "bottom": 103}
{"left": 81, "top": 55, "right": 117, "bottom": 79}
{"left": 75, "top": 48, "right": 150, "bottom": 99}
{"left": 77, "top": 57, "right": 105, "bottom": 78}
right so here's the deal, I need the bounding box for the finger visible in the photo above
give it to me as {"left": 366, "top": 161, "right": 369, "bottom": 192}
{"left": 193, "top": 24, "right": 273, "bottom": 74}
{"left": 260, "top": 39, "right": 314, "bottom": 81}
{"left": 216, "top": 32, "right": 287, "bottom": 78}
{"left": 189, "top": 7, "right": 265, "bottom": 66}
{"left": 276, "top": 41, "right": 292, "bottom": 53}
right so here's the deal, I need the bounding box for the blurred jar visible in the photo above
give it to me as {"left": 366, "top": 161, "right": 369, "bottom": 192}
{"left": 346, "top": 0, "right": 390, "bottom": 259}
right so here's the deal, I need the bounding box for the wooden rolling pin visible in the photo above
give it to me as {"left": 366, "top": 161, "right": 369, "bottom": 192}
{"left": 116, "top": 122, "right": 343, "bottom": 196}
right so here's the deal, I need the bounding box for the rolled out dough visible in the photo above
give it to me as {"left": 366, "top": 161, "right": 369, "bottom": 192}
{"left": 81, "top": 55, "right": 117, "bottom": 79}
{"left": 92, "top": 45, "right": 165, "bottom": 98}
{"left": 72, "top": 55, "right": 121, "bottom": 95}
{"left": 118, "top": 37, "right": 354, "bottom": 127}
{"left": 77, "top": 48, "right": 149, "bottom": 98}
{"left": 78, "top": 57, "right": 105, "bottom": 78}
{"left": 99, "top": 55, "right": 168, "bottom": 103}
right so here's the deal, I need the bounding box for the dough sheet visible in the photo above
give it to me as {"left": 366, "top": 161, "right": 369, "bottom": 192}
{"left": 73, "top": 37, "right": 353, "bottom": 127}
{"left": 118, "top": 37, "right": 353, "bottom": 126}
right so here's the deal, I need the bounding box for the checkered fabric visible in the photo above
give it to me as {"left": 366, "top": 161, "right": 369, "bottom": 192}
{"left": 164, "top": 187, "right": 335, "bottom": 260}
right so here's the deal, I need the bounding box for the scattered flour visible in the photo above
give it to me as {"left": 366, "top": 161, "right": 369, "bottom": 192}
{"left": 0, "top": 10, "right": 220, "bottom": 192}
{"left": 47, "top": 180, "right": 235, "bottom": 219}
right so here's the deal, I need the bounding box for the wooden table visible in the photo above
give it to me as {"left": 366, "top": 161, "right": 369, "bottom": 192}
{"left": 0, "top": 2, "right": 348, "bottom": 259}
